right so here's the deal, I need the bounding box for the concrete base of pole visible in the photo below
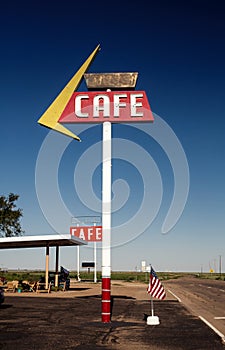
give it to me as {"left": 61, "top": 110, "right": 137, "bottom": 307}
{"left": 147, "top": 315, "right": 160, "bottom": 325}
{"left": 102, "top": 277, "right": 111, "bottom": 322}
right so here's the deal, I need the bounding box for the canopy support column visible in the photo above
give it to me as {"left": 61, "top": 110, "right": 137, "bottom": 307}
{"left": 55, "top": 245, "right": 59, "bottom": 288}
{"left": 45, "top": 246, "right": 49, "bottom": 289}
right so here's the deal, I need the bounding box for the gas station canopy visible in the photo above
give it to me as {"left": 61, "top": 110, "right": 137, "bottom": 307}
{"left": 0, "top": 234, "right": 87, "bottom": 289}
{"left": 0, "top": 234, "right": 87, "bottom": 249}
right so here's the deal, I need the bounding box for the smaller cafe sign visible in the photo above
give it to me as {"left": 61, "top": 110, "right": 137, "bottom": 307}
{"left": 70, "top": 226, "right": 102, "bottom": 242}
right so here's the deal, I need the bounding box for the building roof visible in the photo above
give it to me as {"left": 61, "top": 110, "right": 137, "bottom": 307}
{"left": 0, "top": 234, "right": 87, "bottom": 249}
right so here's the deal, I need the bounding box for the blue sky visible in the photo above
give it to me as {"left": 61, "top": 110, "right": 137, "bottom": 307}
{"left": 0, "top": 0, "right": 225, "bottom": 273}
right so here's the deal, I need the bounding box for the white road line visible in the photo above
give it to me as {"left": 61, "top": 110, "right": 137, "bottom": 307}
{"left": 214, "top": 317, "right": 225, "bottom": 320}
{"left": 199, "top": 316, "right": 225, "bottom": 344}
{"left": 167, "top": 289, "right": 181, "bottom": 302}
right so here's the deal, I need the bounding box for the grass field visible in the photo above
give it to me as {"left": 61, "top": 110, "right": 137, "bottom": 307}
{"left": 1, "top": 269, "right": 224, "bottom": 283}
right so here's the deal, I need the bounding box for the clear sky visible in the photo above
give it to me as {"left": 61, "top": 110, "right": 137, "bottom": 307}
{"left": 0, "top": 0, "right": 224, "bottom": 273}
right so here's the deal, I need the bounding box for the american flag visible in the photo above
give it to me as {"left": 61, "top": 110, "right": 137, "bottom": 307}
{"left": 147, "top": 266, "right": 166, "bottom": 300}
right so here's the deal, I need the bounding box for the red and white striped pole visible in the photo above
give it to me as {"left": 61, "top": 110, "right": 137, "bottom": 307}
{"left": 101, "top": 121, "right": 111, "bottom": 322}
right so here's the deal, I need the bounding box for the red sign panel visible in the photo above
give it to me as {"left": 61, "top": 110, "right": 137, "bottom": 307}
{"left": 70, "top": 226, "right": 102, "bottom": 242}
{"left": 59, "top": 91, "right": 154, "bottom": 123}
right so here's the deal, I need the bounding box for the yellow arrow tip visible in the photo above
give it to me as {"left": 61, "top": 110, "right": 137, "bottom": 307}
{"left": 38, "top": 45, "right": 100, "bottom": 141}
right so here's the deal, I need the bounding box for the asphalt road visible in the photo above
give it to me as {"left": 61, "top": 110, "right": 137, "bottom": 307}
{"left": 0, "top": 279, "right": 225, "bottom": 350}
{"left": 164, "top": 276, "right": 225, "bottom": 340}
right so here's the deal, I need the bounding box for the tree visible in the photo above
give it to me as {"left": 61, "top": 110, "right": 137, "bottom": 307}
{"left": 0, "top": 193, "right": 24, "bottom": 237}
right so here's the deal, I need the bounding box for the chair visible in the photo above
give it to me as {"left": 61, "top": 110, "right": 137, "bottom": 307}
{"left": 5, "top": 280, "right": 18, "bottom": 292}
{"left": 29, "top": 281, "right": 37, "bottom": 292}
{"left": 59, "top": 281, "right": 66, "bottom": 291}
{"left": 36, "top": 281, "right": 51, "bottom": 293}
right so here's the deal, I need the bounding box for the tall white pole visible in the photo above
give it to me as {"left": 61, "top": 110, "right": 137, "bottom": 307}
{"left": 77, "top": 223, "right": 81, "bottom": 281}
{"left": 101, "top": 121, "right": 111, "bottom": 323}
{"left": 94, "top": 222, "right": 97, "bottom": 283}
{"left": 77, "top": 246, "right": 80, "bottom": 281}
{"left": 94, "top": 241, "right": 97, "bottom": 283}
{"left": 219, "top": 255, "right": 222, "bottom": 276}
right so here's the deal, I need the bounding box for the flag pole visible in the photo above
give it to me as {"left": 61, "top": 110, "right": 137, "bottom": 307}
{"left": 146, "top": 264, "right": 160, "bottom": 326}
{"left": 147, "top": 294, "right": 160, "bottom": 325}
{"left": 149, "top": 264, "right": 154, "bottom": 316}
{"left": 151, "top": 296, "right": 154, "bottom": 317}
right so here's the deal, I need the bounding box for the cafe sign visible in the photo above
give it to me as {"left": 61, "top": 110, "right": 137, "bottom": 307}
{"left": 59, "top": 91, "right": 153, "bottom": 123}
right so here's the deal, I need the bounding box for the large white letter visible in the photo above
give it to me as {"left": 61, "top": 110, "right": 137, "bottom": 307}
{"left": 71, "top": 228, "right": 77, "bottom": 236}
{"left": 114, "top": 94, "right": 127, "bottom": 117}
{"left": 93, "top": 94, "right": 110, "bottom": 117}
{"left": 130, "top": 93, "right": 143, "bottom": 117}
{"left": 79, "top": 228, "right": 86, "bottom": 240}
{"left": 96, "top": 227, "right": 102, "bottom": 240}
{"left": 75, "top": 95, "right": 89, "bottom": 117}
{"left": 88, "top": 227, "right": 93, "bottom": 240}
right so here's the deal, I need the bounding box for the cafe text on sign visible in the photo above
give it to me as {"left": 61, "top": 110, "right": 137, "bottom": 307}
{"left": 59, "top": 91, "right": 154, "bottom": 124}
{"left": 70, "top": 226, "right": 102, "bottom": 242}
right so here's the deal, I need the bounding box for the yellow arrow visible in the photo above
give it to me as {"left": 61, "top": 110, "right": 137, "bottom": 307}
{"left": 38, "top": 45, "right": 100, "bottom": 141}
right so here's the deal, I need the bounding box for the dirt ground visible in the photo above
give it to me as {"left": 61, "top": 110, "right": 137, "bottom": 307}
{"left": 0, "top": 279, "right": 225, "bottom": 350}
